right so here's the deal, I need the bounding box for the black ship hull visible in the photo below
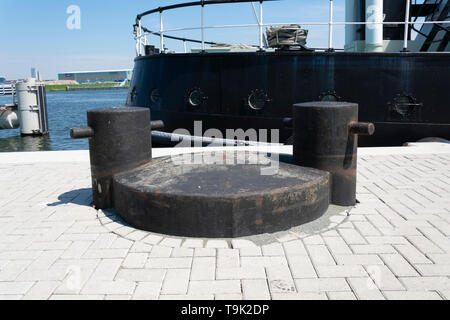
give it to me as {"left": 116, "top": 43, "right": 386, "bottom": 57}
{"left": 126, "top": 51, "right": 450, "bottom": 146}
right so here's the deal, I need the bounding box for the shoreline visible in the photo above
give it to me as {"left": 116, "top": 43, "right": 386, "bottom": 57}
{"left": 46, "top": 86, "right": 129, "bottom": 92}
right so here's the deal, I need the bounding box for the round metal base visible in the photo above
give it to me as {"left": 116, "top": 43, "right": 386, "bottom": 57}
{"left": 113, "top": 152, "right": 330, "bottom": 238}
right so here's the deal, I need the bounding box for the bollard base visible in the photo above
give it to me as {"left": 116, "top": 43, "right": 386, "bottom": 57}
{"left": 113, "top": 152, "right": 331, "bottom": 238}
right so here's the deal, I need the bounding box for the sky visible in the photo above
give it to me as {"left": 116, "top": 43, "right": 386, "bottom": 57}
{"left": 0, "top": 0, "right": 346, "bottom": 80}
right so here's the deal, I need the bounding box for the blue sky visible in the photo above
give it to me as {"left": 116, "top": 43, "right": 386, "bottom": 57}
{"left": 0, "top": 0, "right": 345, "bottom": 80}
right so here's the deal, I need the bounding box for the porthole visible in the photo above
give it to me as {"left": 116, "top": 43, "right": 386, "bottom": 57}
{"left": 247, "top": 90, "right": 269, "bottom": 110}
{"left": 388, "top": 93, "right": 423, "bottom": 121}
{"left": 150, "top": 88, "right": 160, "bottom": 104}
{"left": 187, "top": 88, "right": 206, "bottom": 107}
{"left": 319, "top": 91, "right": 340, "bottom": 102}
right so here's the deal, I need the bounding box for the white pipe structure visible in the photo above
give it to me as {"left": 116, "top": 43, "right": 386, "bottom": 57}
{"left": 365, "top": 0, "right": 384, "bottom": 52}
{"left": 403, "top": 0, "right": 411, "bottom": 51}
{"left": 328, "top": 0, "right": 334, "bottom": 50}
{"left": 345, "top": 0, "right": 357, "bottom": 47}
{"left": 135, "top": 22, "right": 142, "bottom": 56}
{"left": 201, "top": 4, "right": 205, "bottom": 51}
{"left": 160, "top": 11, "right": 165, "bottom": 52}
{"left": 259, "top": 1, "right": 264, "bottom": 50}
{"left": 15, "top": 78, "right": 41, "bottom": 135}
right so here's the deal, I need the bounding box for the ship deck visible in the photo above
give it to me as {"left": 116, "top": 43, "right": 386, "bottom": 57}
{"left": 0, "top": 144, "right": 449, "bottom": 300}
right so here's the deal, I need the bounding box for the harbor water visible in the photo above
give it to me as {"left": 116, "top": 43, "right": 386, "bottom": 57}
{"left": 0, "top": 89, "right": 128, "bottom": 152}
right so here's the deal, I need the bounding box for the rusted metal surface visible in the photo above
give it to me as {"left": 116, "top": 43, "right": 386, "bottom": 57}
{"left": 293, "top": 101, "right": 374, "bottom": 206}
{"left": 113, "top": 152, "right": 330, "bottom": 238}
{"left": 70, "top": 126, "right": 94, "bottom": 139}
{"left": 150, "top": 120, "right": 165, "bottom": 130}
{"left": 71, "top": 106, "right": 152, "bottom": 209}
{"left": 349, "top": 121, "right": 375, "bottom": 136}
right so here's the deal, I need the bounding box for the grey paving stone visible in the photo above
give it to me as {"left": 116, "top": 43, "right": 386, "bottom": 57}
{"left": 116, "top": 269, "right": 166, "bottom": 282}
{"left": 380, "top": 254, "right": 419, "bottom": 277}
{"left": 216, "top": 266, "right": 266, "bottom": 280}
{"left": 217, "top": 249, "right": 240, "bottom": 268}
{"left": 23, "top": 281, "right": 59, "bottom": 300}
{"left": 415, "top": 264, "right": 450, "bottom": 277}
{"left": 81, "top": 280, "right": 136, "bottom": 295}
{"left": 0, "top": 281, "right": 34, "bottom": 295}
{"left": 161, "top": 269, "right": 190, "bottom": 295}
{"left": 366, "top": 265, "right": 405, "bottom": 291}
{"left": 122, "top": 253, "right": 148, "bottom": 269}
{"left": 307, "top": 245, "right": 336, "bottom": 266}
{"left": 286, "top": 255, "right": 317, "bottom": 279}
{"left": 271, "top": 292, "right": 327, "bottom": 300}
{"left": 295, "top": 278, "right": 350, "bottom": 293}
{"left": 394, "top": 244, "right": 433, "bottom": 264}
{"left": 335, "top": 254, "right": 384, "bottom": 265}
{"left": 327, "top": 291, "right": 357, "bottom": 300}
{"left": 383, "top": 291, "right": 442, "bottom": 300}
{"left": 132, "top": 282, "right": 162, "bottom": 300}
{"left": 90, "top": 259, "right": 122, "bottom": 281}
{"left": 262, "top": 243, "right": 284, "bottom": 256}
{"left": 242, "top": 279, "right": 271, "bottom": 300}
{"left": 347, "top": 277, "right": 385, "bottom": 300}
{"left": 191, "top": 257, "right": 216, "bottom": 281}
{"left": 149, "top": 245, "right": 172, "bottom": 258}
{"left": 188, "top": 280, "right": 241, "bottom": 294}
{"left": 399, "top": 276, "right": 450, "bottom": 291}
{"left": 146, "top": 257, "right": 192, "bottom": 269}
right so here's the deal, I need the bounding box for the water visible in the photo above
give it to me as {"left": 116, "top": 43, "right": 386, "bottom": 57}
{"left": 0, "top": 89, "right": 128, "bottom": 152}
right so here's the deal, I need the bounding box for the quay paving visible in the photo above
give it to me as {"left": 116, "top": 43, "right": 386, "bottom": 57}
{"left": 0, "top": 144, "right": 449, "bottom": 300}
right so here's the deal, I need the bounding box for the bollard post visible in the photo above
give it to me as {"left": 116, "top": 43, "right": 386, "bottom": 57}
{"left": 292, "top": 101, "right": 374, "bottom": 206}
{"left": 71, "top": 106, "right": 152, "bottom": 209}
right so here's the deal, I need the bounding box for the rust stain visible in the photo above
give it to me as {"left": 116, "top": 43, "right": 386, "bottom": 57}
{"left": 255, "top": 197, "right": 263, "bottom": 206}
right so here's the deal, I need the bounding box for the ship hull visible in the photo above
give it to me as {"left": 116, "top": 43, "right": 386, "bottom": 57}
{"left": 126, "top": 51, "right": 450, "bottom": 146}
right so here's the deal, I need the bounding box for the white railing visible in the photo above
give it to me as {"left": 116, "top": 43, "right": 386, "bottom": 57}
{"left": 134, "top": 0, "right": 450, "bottom": 56}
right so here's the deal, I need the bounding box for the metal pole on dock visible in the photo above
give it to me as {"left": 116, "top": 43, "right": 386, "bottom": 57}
{"left": 328, "top": 0, "right": 334, "bottom": 50}
{"left": 403, "top": 0, "right": 411, "bottom": 51}
{"left": 259, "top": 1, "right": 264, "bottom": 50}
{"left": 201, "top": 2, "right": 205, "bottom": 51}
{"left": 160, "top": 10, "right": 165, "bottom": 53}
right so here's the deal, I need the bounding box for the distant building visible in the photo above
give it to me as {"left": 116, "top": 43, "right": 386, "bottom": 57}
{"left": 0, "top": 77, "right": 5, "bottom": 84}
{"left": 31, "top": 68, "right": 41, "bottom": 80}
{"left": 57, "top": 69, "right": 132, "bottom": 84}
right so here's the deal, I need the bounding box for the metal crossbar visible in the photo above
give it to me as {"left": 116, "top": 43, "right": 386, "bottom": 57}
{"left": 133, "top": 0, "right": 450, "bottom": 56}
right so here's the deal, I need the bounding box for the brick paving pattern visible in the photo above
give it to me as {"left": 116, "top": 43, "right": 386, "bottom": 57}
{"left": 0, "top": 148, "right": 449, "bottom": 300}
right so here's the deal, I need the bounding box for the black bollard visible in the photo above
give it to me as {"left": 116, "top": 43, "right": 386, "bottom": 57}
{"left": 71, "top": 107, "right": 152, "bottom": 209}
{"left": 292, "top": 101, "right": 375, "bottom": 206}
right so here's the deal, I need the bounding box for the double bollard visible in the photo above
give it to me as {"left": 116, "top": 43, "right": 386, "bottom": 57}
{"left": 71, "top": 102, "right": 374, "bottom": 211}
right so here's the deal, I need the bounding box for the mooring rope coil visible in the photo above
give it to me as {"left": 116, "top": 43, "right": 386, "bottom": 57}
{"left": 266, "top": 24, "right": 308, "bottom": 47}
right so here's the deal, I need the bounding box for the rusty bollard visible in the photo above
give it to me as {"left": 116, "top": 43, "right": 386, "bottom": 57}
{"left": 71, "top": 107, "right": 152, "bottom": 209}
{"left": 292, "top": 102, "right": 375, "bottom": 206}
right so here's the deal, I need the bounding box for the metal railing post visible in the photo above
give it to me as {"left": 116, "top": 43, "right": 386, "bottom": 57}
{"left": 328, "top": 0, "right": 334, "bottom": 50}
{"left": 403, "top": 0, "right": 411, "bottom": 51}
{"left": 201, "top": 2, "right": 205, "bottom": 51}
{"left": 184, "top": 40, "right": 187, "bottom": 53}
{"left": 160, "top": 9, "right": 165, "bottom": 53}
{"left": 259, "top": 1, "right": 264, "bottom": 50}
{"left": 135, "top": 22, "right": 141, "bottom": 56}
